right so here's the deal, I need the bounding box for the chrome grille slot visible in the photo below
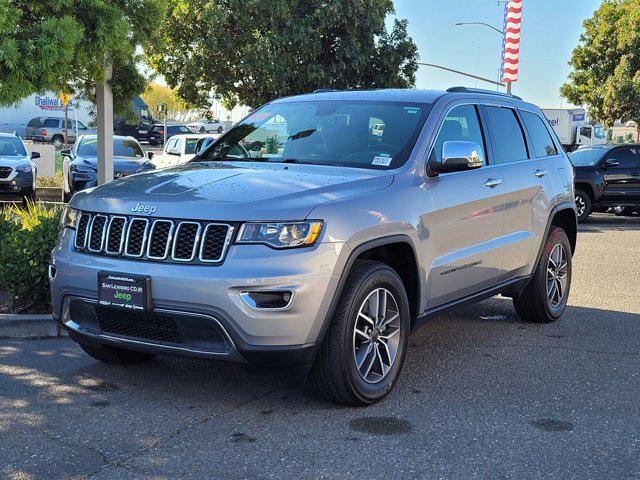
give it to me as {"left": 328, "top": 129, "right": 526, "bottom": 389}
{"left": 72, "top": 212, "right": 232, "bottom": 265}
{"left": 172, "top": 222, "right": 201, "bottom": 261}
{"left": 105, "top": 217, "right": 127, "bottom": 254}
{"left": 147, "top": 220, "right": 174, "bottom": 260}
{"left": 199, "top": 224, "right": 232, "bottom": 262}
{"left": 88, "top": 215, "right": 108, "bottom": 252}
{"left": 125, "top": 218, "right": 149, "bottom": 257}
{"left": 75, "top": 213, "right": 91, "bottom": 249}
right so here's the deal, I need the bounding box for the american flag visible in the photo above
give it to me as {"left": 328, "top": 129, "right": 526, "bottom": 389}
{"left": 500, "top": 0, "right": 523, "bottom": 84}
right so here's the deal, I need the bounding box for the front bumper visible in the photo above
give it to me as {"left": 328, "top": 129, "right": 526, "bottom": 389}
{"left": 0, "top": 170, "right": 34, "bottom": 194}
{"left": 51, "top": 229, "right": 346, "bottom": 367}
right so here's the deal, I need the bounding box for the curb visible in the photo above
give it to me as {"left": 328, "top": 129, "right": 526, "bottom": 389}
{"left": 0, "top": 314, "right": 67, "bottom": 339}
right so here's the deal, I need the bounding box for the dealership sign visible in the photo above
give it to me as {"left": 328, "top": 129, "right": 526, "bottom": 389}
{"left": 34, "top": 94, "right": 76, "bottom": 111}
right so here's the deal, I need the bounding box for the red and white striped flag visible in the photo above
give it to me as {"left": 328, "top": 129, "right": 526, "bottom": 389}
{"left": 501, "top": 0, "right": 523, "bottom": 84}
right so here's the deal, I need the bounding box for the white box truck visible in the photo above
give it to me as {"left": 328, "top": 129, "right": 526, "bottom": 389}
{"left": 542, "top": 108, "right": 606, "bottom": 152}
{"left": 0, "top": 92, "right": 155, "bottom": 143}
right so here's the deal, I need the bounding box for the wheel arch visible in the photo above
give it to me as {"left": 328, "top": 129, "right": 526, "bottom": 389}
{"left": 316, "top": 235, "right": 422, "bottom": 349}
{"left": 574, "top": 182, "right": 596, "bottom": 202}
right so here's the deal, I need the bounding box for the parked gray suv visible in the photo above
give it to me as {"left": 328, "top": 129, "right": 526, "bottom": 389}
{"left": 51, "top": 88, "right": 577, "bottom": 405}
{"left": 25, "top": 116, "right": 95, "bottom": 147}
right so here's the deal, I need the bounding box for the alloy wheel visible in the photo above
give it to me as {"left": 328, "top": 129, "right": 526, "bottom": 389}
{"left": 352, "top": 288, "right": 401, "bottom": 384}
{"left": 575, "top": 195, "right": 586, "bottom": 218}
{"left": 547, "top": 244, "right": 568, "bottom": 308}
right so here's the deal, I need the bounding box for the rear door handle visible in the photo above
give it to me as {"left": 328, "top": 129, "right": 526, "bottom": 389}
{"left": 484, "top": 178, "right": 503, "bottom": 188}
{"left": 534, "top": 169, "right": 548, "bottom": 178}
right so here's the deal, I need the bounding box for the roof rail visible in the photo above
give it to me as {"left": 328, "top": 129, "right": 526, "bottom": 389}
{"left": 446, "top": 86, "right": 522, "bottom": 101}
{"left": 312, "top": 88, "right": 340, "bottom": 94}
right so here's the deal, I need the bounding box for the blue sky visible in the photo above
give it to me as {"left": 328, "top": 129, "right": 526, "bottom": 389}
{"left": 393, "top": 0, "right": 603, "bottom": 107}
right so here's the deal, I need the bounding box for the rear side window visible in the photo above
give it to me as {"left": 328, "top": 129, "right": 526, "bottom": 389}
{"left": 27, "top": 118, "right": 41, "bottom": 128}
{"left": 430, "top": 105, "right": 486, "bottom": 164}
{"left": 43, "top": 118, "right": 59, "bottom": 128}
{"left": 484, "top": 106, "right": 528, "bottom": 164}
{"left": 608, "top": 148, "right": 638, "bottom": 169}
{"left": 521, "top": 111, "right": 558, "bottom": 157}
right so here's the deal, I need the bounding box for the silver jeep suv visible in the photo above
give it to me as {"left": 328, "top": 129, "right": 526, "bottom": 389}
{"left": 51, "top": 88, "right": 577, "bottom": 406}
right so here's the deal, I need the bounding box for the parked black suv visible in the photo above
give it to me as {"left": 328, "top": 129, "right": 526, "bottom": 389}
{"left": 570, "top": 144, "right": 640, "bottom": 221}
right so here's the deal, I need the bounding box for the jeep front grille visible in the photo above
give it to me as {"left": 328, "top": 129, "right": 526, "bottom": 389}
{"left": 74, "top": 212, "right": 234, "bottom": 264}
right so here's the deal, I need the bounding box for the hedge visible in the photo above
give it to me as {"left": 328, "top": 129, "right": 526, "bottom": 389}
{"left": 0, "top": 202, "right": 62, "bottom": 313}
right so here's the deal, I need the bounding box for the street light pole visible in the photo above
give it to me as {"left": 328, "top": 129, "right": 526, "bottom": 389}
{"left": 455, "top": 22, "right": 512, "bottom": 94}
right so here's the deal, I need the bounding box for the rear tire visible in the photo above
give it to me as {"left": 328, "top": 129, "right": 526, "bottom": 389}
{"left": 78, "top": 340, "right": 156, "bottom": 365}
{"left": 311, "top": 261, "right": 410, "bottom": 406}
{"left": 575, "top": 189, "right": 592, "bottom": 222}
{"left": 199, "top": 126, "right": 206, "bottom": 134}
{"left": 514, "top": 227, "right": 572, "bottom": 323}
{"left": 52, "top": 135, "right": 64, "bottom": 149}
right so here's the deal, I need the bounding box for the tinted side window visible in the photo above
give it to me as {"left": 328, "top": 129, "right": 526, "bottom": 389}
{"left": 608, "top": 148, "right": 638, "bottom": 169}
{"left": 27, "top": 118, "right": 42, "bottom": 128}
{"left": 43, "top": 118, "right": 59, "bottom": 128}
{"left": 521, "top": 111, "right": 558, "bottom": 157}
{"left": 430, "top": 105, "right": 486, "bottom": 164}
{"left": 485, "top": 107, "right": 528, "bottom": 164}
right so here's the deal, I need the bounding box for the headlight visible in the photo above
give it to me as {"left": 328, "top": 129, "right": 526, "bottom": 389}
{"left": 71, "top": 163, "right": 96, "bottom": 174}
{"left": 237, "top": 221, "right": 323, "bottom": 248}
{"left": 60, "top": 206, "right": 79, "bottom": 230}
{"left": 16, "top": 164, "right": 32, "bottom": 173}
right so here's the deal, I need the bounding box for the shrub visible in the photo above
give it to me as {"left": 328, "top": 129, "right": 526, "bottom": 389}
{"left": 36, "top": 171, "right": 63, "bottom": 188}
{"left": 0, "top": 201, "right": 62, "bottom": 313}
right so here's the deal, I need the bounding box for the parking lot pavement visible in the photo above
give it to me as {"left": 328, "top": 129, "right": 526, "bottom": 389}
{"left": 1, "top": 215, "right": 639, "bottom": 480}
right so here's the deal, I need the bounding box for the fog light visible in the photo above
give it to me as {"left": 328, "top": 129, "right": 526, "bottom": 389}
{"left": 11, "top": 180, "right": 16, "bottom": 185}
{"left": 240, "top": 290, "right": 294, "bottom": 310}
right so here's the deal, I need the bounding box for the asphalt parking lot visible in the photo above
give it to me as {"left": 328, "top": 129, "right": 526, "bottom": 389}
{"left": 1, "top": 214, "right": 639, "bottom": 480}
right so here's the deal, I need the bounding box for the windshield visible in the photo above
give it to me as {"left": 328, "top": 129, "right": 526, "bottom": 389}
{"left": 594, "top": 125, "right": 606, "bottom": 139}
{"left": 77, "top": 138, "right": 145, "bottom": 158}
{"left": 569, "top": 147, "right": 610, "bottom": 166}
{"left": 195, "top": 100, "right": 431, "bottom": 169}
{"left": 0, "top": 137, "right": 27, "bottom": 157}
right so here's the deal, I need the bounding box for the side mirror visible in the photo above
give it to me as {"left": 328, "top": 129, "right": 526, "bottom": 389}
{"left": 429, "top": 141, "right": 484, "bottom": 175}
{"left": 603, "top": 158, "right": 620, "bottom": 169}
{"left": 30, "top": 151, "right": 41, "bottom": 159}
{"left": 60, "top": 149, "right": 71, "bottom": 157}
{"left": 147, "top": 151, "right": 154, "bottom": 160}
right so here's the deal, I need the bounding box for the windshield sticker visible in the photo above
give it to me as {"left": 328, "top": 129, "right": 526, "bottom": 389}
{"left": 372, "top": 154, "right": 392, "bottom": 167}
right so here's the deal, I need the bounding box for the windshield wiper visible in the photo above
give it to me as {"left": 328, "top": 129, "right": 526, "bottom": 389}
{"left": 200, "top": 156, "right": 269, "bottom": 163}
{"left": 279, "top": 158, "right": 345, "bottom": 167}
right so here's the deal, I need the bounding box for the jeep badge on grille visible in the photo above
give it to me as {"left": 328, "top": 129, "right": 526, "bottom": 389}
{"left": 131, "top": 203, "right": 157, "bottom": 214}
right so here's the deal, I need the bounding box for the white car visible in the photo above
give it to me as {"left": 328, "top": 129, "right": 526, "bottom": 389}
{"left": 152, "top": 133, "right": 218, "bottom": 168}
{"left": 187, "top": 119, "right": 225, "bottom": 134}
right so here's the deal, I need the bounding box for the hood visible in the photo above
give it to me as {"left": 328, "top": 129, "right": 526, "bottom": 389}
{"left": 78, "top": 155, "right": 151, "bottom": 172}
{"left": 0, "top": 155, "right": 31, "bottom": 168}
{"left": 71, "top": 161, "right": 394, "bottom": 221}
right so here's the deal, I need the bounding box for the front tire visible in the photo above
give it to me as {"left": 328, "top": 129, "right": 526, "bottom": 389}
{"left": 78, "top": 340, "right": 156, "bottom": 365}
{"left": 199, "top": 126, "right": 206, "bottom": 134}
{"left": 513, "top": 227, "right": 572, "bottom": 323}
{"left": 217, "top": 126, "right": 223, "bottom": 133}
{"left": 311, "top": 261, "right": 410, "bottom": 406}
{"left": 575, "top": 189, "right": 592, "bottom": 222}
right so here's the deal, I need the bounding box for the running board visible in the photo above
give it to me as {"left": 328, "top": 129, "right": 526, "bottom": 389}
{"left": 413, "top": 276, "right": 531, "bottom": 330}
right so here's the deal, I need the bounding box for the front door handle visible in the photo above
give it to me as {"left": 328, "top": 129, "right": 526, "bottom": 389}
{"left": 484, "top": 178, "right": 503, "bottom": 188}
{"left": 534, "top": 169, "right": 548, "bottom": 178}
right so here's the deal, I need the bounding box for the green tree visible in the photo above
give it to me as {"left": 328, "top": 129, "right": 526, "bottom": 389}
{"left": 0, "top": 0, "right": 167, "bottom": 115}
{"left": 141, "top": 82, "right": 190, "bottom": 121}
{"left": 148, "top": 0, "right": 418, "bottom": 109}
{"left": 561, "top": 0, "right": 640, "bottom": 130}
